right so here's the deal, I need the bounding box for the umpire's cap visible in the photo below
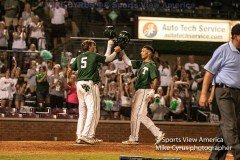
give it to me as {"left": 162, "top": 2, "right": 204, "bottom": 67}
{"left": 231, "top": 23, "right": 240, "bottom": 36}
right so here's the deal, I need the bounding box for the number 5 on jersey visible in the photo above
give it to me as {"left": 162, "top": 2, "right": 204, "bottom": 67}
{"left": 81, "top": 57, "right": 87, "bottom": 68}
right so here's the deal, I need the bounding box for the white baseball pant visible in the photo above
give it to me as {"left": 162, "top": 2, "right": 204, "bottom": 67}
{"left": 129, "top": 89, "right": 161, "bottom": 142}
{"left": 76, "top": 81, "right": 100, "bottom": 138}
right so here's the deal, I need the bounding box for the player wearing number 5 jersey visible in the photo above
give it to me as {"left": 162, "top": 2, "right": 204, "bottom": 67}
{"left": 71, "top": 39, "right": 121, "bottom": 144}
{"left": 121, "top": 45, "right": 165, "bottom": 146}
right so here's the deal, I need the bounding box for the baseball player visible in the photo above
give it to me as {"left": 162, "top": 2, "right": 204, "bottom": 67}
{"left": 121, "top": 45, "right": 165, "bottom": 145}
{"left": 70, "top": 39, "right": 120, "bottom": 144}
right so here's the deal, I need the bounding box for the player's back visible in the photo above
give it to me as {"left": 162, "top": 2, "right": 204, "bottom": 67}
{"left": 71, "top": 51, "right": 105, "bottom": 83}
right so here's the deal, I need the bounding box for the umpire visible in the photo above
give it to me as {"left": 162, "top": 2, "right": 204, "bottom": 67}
{"left": 199, "top": 24, "right": 240, "bottom": 159}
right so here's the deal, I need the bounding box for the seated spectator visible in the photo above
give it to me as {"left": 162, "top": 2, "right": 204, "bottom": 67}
{"left": 36, "top": 66, "right": 49, "bottom": 107}
{"left": 0, "top": 21, "right": 9, "bottom": 50}
{"left": 149, "top": 87, "right": 169, "bottom": 121}
{"left": 66, "top": 73, "right": 78, "bottom": 109}
{"left": 49, "top": 64, "right": 65, "bottom": 108}
{"left": 28, "top": 43, "right": 39, "bottom": 60}
{"left": 4, "top": 0, "right": 19, "bottom": 29}
{"left": 15, "top": 81, "right": 28, "bottom": 110}
{"left": 0, "top": 69, "right": 15, "bottom": 108}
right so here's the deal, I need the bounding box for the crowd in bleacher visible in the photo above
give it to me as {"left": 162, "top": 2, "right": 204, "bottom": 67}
{"left": 0, "top": 49, "right": 214, "bottom": 122}
{"left": 0, "top": 0, "right": 216, "bottom": 122}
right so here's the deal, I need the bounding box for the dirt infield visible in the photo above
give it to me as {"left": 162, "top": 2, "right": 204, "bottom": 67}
{"left": 0, "top": 141, "right": 234, "bottom": 160}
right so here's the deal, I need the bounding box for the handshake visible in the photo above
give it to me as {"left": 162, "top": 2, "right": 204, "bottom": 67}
{"left": 104, "top": 26, "right": 131, "bottom": 50}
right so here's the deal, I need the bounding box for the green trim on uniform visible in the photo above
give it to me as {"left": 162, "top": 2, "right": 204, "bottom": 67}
{"left": 71, "top": 52, "right": 106, "bottom": 83}
{"left": 133, "top": 60, "right": 159, "bottom": 90}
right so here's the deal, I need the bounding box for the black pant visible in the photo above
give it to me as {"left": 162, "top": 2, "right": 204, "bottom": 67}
{"left": 209, "top": 87, "right": 240, "bottom": 160}
{"left": 50, "top": 95, "right": 64, "bottom": 108}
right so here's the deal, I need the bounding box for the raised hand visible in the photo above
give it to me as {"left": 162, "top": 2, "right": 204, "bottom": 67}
{"left": 114, "top": 46, "right": 121, "bottom": 53}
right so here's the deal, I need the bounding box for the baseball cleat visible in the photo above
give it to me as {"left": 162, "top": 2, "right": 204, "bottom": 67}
{"left": 75, "top": 139, "right": 84, "bottom": 144}
{"left": 122, "top": 140, "right": 139, "bottom": 145}
{"left": 155, "top": 131, "right": 165, "bottom": 145}
{"left": 79, "top": 136, "right": 95, "bottom": 145}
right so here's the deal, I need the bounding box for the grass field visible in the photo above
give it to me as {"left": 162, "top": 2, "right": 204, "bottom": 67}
{"left": 0, "top": 141, "right": 234, "bottom": 160}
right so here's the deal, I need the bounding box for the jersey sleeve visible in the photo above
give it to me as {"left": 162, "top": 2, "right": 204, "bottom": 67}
{"left": 70, "top": 56, "right": 78, "bottom": 71}
{"left": 149, "top": 63, "right": 159, "bottom": 80}
{"left": 96, "top": 53, "right": 106, "bottom": 64}
{"left": 131, "top": 60, "right": 142, "bottom": 69}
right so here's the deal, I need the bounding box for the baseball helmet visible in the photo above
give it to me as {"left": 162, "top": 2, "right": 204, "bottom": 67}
{"left": 103, "top": 26, "right": 117, "bottom": 39}
{"left": 114, "top": 31, "right": 131, "bottom": 49}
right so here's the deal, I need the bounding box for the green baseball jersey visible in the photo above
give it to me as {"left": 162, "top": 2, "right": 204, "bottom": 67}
{"left": 131, "top": 60, "right": 159, "bottom": 90}
{"left": 71, "top": 52, "right": 106, "bottom": 83}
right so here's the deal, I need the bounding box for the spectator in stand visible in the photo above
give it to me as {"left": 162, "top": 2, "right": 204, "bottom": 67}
{"left": 46, "top": 60, "right": 53, "bottom": 76}
{"left": 22, "top": 3, "right": 34, "bottom": 28}
{"left": 36, "top": 56, "right": 47, "bottom": 72}
{"left": 0, "top": 69, "right": 15, "bottom": 108}
{"left": 0, "top": 21, "right": 9, "bottom": 50}
{"left": 27, "top": 60, "right": 37, "bottom": 94}
{"left": 11, "top": 66, "right": 23, "bottom": 96}
{"left": 159, "top": 61, "right": 172, "bottom": 96}
{"left": 36, "top": 65, "right": 49, "bottom": 107}
{"left": 49, "top": 64, "right": 65, "bottom": 108}
{"left": 184, "top": 55, "right": 199, "bottom": 78}
{"left": 175, "top": 69, "right": 192, "bottom": 120}
{"left": 173, "top": 57, "right": 183, "bottom": 76}
{"left": 119, "top": 73, "right": 134, "bottom": 120}
{"left": 195, "top": 65, "right": 206, "bottom": 102}
{"left": 107, "top": 81, "right": 119, "bottom": 119}
{"left": 50, "top": 0, "right": 68, "bottom": 49}
{"left": 113, "top": 56, "right": 128, "bottom": 73}
{"left": 4, "top": 0, "right": 20, "bottom": 29}
{"left": 15, "top": 81, "right": 28, "bottom": 110}
{"left": 28, "top": 0, "right": 44, "bottom": 19}
{"left": 12, "top": 25, "right": 27, "bottom": 50}
{"left": 12, "top": 25, "right": 27, "bottom": 68}
{"left": 0, "top": 1, "right": 5, "bottom": 21}
{"left": 28, "top": 43, "right": 39, "bottom": 60}
{"left": 0, "top": 57, "right": 5, "bottom": 72}
{"left": 104, "top": 62, "right": 117, "bottom": 86}
{"left": 165, "top": 81, "right": 185, "bottom": 120}
{"left": 66, "top": 73, "right": 78, "bottom": 109}
{"left": 149, "top": 88, "right": 168, "bottom": 121}
{"left": 30, "top": 15, "right": 44, "bottom": 50}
